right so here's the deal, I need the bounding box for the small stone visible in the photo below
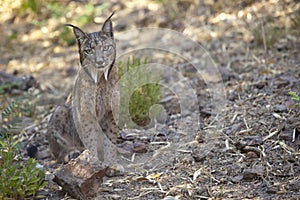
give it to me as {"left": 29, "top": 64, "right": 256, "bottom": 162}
{"left": 246, "top": 151, "right": 259, "bottom": 159}
{"left": 231, "top": 175, "right": 243, "bottom": 183}
{"left": 235, "top": 135, "right": 263, "bottom": 151}
{"left": 181, "top": 155, "right": 194, "bottom": 164}
{"left": 243, "top": 165, "right": 265, "bottom": 181}
{"left": 27, "top": 145, "right": 38, "bottom": 158}
{"left": 194, "top": 133, "right": 204, "bottom": 143}
{"left": 274, "top": 104, "right": 287, "bottom": 112}
{"left": 191, "top": 149, "right": 206, "bottom": 162}
{"left": 133, "top": 142, "right": 147, "bottom": 153}
{"left": 254, "top": 81, "right": 266, "bottom": 89}
{"left": 105, "top": 164, "right": 125, "bottom": 177}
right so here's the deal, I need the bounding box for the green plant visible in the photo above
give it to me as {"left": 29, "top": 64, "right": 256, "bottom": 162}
{"left": 0, "top": 143, "right": 47, "bottom": 199}
{"left": 76, "top": 3, "right": 109, "bottom": 25}
{"left": 1, "top": 94, "right": 37, "bottom": 137}
{"left": 0, "top": 97, "right": 47, "bottom": 199}
{"left": 21, "top": 0, "right": 39, "bottom": 14}
{"left": 0, "top": 83, "right": 21, "bottom": 95}
{"left": 60, "top": 27, "right": 76, "bottom": 46}
{"left": 288, "top": 91, "right": 300, "bottom": 106}
{"left": 129, "top": 83, "right": 161, "bottom": 126}
{"left": 9, "top": 31, "right": 19, "bottom": 41}
{"left": 118, "top": 57, "right": 161, "bottom": 127}
{"left": 46, "top": 2, "right": 70, "bottom": 19}
{"left": 52, "top": 2, "right": 109, "bottom": 45}
{"left": 0, "top": 100, "right": 21, "bottom": 139}
{"left": 217, "top": 184, "right": 224, "bottom": 197}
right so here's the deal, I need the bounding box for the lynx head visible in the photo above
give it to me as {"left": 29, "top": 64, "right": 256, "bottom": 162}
{"left": 66, "top": 12, "right": 116, "bottom": 82}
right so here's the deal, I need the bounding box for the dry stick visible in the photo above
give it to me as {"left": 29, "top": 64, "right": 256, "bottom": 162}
{"left": 252, "top": 53, "right": 261, "bottom": 63}
{"left": 238, "top": 128, "right": 252, "bottom": 134}
{"left": 157, "top": 182, "right": 165, "bottom": 193}
{"left": 243, "top": 117, "right": 249, "bottom": 130}
{"left": 259, "top": 144, "right": 266, "bottom": 158}
{"left": 292, "top": 128, "right": 296, "bottom": 142}
{"left": 130, "top": 153, "right": 136, "bottom": 162}
{"left": 230, "top": 112, "right": 238, "bottom": 123}
{"left": 194, "top": 195, "right": 210, "bottom": 199}
{"left": 208, "top": 113, "right": 219, "bottom": 127}
{"left": 263, "top": 130, "right": 279, "bottom": 141}
{"left": 261, "top": 18, "right": 267, "bottom": 53}
{"left": 225, "top": 139, "right": 231, "bottom": 150}
{"left": 278, "top": 141, "right": 295, "bottom": 153}
{"left": 151, "top": 142, "right": 171, "bottom": 161}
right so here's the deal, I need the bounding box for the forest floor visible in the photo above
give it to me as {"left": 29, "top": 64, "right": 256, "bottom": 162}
{"left": 0, "top": 0, "right": 300, "bottom": 199}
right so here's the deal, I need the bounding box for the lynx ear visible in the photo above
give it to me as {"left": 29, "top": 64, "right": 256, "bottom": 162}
{"left": 65, "top": 24, "right": 88, "bottom": 44}
{"left": 101, "top": 12, "right": 114, "bottom": 38}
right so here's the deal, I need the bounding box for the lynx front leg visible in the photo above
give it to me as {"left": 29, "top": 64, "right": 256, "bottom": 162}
{"left": 100, "top": 111, "right": 118, "bottom": 165}
{"left": 99, "top": 110, "right": 124, "bottom": 176}
{"left": 72, "top": 70, "right": 105, "bottom": 161}
{"left": 74, "top": 114, "right": 105, "bottom": 161}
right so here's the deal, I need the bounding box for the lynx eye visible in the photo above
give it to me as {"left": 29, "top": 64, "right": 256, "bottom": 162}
{"left": 103, "top": 45, "right": 110, "bottom": 51}
{"left": 84, "top": 48, "right": 93, "bottom": 54}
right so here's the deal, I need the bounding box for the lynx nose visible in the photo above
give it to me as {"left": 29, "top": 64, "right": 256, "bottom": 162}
{"left": 95, "top": 49, "right": 105, "bottom": 67}
{"left": 95, "top": 57, "right": 106, "bottom": 67}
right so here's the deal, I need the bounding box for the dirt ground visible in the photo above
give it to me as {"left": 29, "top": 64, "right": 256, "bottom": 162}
{"left": 0, "top": 0, "right": 300, "bottom": 199}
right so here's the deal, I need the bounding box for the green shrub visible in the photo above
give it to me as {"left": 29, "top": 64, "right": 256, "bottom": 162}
{"left": 0, "top": 96, "right": 47, "bottom": 199}
{"left": 118, "top": 57, "right": 162, "bottom": 127}
{"left": 0, "top": 83, "right": 21, "bottom": 95}
{"left": 0, "top": 100, "right": 21, "bottom": 139}
{"left": 0, "top": 143, "right": 47, "bottom": 199}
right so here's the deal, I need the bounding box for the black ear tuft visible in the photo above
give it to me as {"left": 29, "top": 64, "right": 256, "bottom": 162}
{"left": 101, "top": 12, "right": 114, "bottom": 38}
{"left": 65, "top": 24, "right": 88, "bottom": 44}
